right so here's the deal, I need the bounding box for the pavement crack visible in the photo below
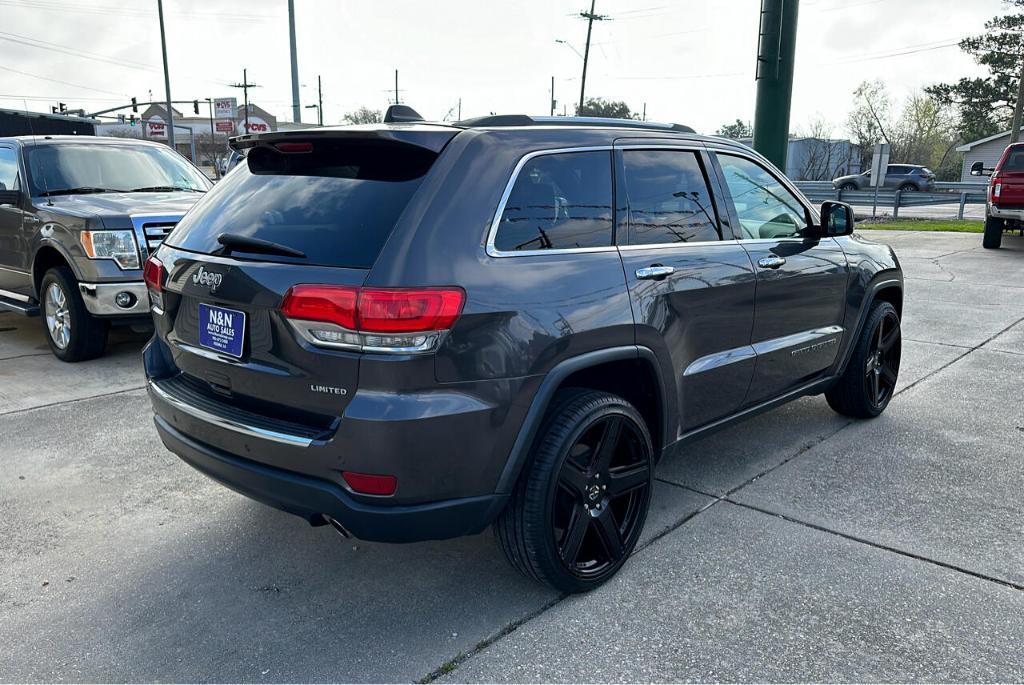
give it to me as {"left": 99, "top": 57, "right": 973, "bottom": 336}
{"left": 725, "top": 499, "right": 1024, "bottom": 593}
{"left": 0, "top": 386, "right": 146, "bottom": 418}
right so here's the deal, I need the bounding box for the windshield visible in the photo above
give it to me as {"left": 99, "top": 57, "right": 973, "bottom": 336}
{"left": 25, "top": 143, "right": 211, "bottom": 196}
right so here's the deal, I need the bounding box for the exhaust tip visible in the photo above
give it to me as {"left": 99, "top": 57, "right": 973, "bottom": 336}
{"left": 322, "top": 515, "right": 352, "bottom": 539}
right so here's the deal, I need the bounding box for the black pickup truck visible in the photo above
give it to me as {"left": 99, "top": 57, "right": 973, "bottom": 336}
{"left": 0, "top": 135, "right": 211, "bottom": 361}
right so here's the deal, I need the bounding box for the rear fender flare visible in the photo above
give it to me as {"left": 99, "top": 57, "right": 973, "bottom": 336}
{"left": 493, "top": 345, "right": 669, "bottom": 494}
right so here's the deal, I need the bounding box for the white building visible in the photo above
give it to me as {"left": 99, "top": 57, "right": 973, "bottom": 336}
{"left": 955, "top": 129, "right": 1022, "bottom": 181}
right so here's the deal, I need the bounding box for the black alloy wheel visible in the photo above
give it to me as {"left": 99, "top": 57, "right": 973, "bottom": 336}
{"left": 864, "top": 307, "right": 901, "bottom": 410}
{"left": 552, "top": 412, "right": 651, "bottom": 581}
{"left": 495, "top": 389, "right": 653, "bottom": 593}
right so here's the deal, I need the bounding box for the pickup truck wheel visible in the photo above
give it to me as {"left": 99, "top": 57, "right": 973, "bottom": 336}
{"left": 983, "top": 216, "right": 1004, "bottom": 249}
{"left": 495, "top": 389, "right": 653, "bottom": 594}
{"left": 40, "top": 266, "right": 109, "bottom": 362}
{"left": 826, "top": 301, "right": 901, "bottom": 418}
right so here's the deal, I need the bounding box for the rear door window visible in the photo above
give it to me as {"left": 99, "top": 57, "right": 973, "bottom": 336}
{"left": 0, "top": 147, "right": 18, "bottom": 191}
{"left": 493, "top": 150, "right": 613, "bottom": 252}
{"left": 166, "top": 140, "right": 437, "bottom": 269}
{"left": 620, "top": 149, "right": 720, "bottom": 244}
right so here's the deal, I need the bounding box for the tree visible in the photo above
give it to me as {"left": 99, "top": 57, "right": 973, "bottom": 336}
{"left": 927, "top": 1, "right": 1024, "bottom": 142}
{"left": 576, "top": 97, "right": 635, "bottom": 119}
{"left": 846, "top": 81, "right": 957, "bottom": 178}
{"left": 715, "top": 119, "right": 752, "bottom": 139}
{"left": 343, "top": 107, "right": 383, "bottom": 125}
{"left": 192, "top": 131, "right": 230, "bottom": 176}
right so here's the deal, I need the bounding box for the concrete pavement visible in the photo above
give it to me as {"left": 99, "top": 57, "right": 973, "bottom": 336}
{"left": 0, "top": 230, "right": 1021, "bottom": 682}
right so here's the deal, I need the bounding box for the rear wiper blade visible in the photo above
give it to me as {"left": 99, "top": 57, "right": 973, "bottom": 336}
{"left": 216, "top": 233, "right": 307, "bottom": 259}
{"left": 38, "top": 187, "right": 122, "bottom": 197}
{"left": 130, "top": 185, "right": 203, "bottom": 193}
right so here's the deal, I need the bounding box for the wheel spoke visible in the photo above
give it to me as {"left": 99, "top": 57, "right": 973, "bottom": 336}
{"left": 559, "top": 503, "right": 590, "bottom": 564}
{"left": 558, "top": 461, "right": 588, "bottom": 499}
{"left": 881, "top": 365, "right": 897, "bottom": 387}
{"left": 591, "top": 416, "right": 623, "bottom": 474}
{"left": 607, "top": 463, "right": 649, "bottom": 498}
{"left": 880, "top": 325, "right": 900, "bottom": 352}
{"left": 592, "top": 508, "right": 624, "bottom": 560}
{"left": 871, "top": 370, "right": 881, "bottom": 402}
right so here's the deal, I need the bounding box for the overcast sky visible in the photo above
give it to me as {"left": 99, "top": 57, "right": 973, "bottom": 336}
{"left": 0, "top": 0, "right": 1006, "bottom": 136}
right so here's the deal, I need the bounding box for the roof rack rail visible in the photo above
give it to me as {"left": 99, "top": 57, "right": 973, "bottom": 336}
{"left": 454, "top": 114, "right": 695, "bottom": 134}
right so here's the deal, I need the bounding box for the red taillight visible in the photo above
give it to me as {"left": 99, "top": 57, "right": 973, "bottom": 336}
{"left": 280, "top": 285, "right": 358, "bottom": 329}
{"left": 358, "top": 288, "right": 465, "bottom": 333}
{"left": 342, "top": 471, "right": 397, "bottom": 496}
{"left": 281, "top": 285, "right": 465, "bottom": 333}
{"left": 143, "top": 256, "right": 165, "bottom": 292}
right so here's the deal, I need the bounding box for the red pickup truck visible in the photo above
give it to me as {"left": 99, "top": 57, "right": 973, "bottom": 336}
{"left": 974, "top": 143, "right": 1024, "bottom": 249}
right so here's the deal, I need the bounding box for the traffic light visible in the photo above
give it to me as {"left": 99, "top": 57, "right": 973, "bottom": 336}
{"left": 117, "top": 114, "right": 125, "bottom": 124}
{"left": 193, "top": 100, "right": 199, "bottom": 115}
{"left": 129, "top": 115, "right": 136, "bottom": 126}
{"left": 52, "top": 103, "right": 67, "bottom": 115}
{"left": 131, "top": 97, "right": 138, "bottom": 113}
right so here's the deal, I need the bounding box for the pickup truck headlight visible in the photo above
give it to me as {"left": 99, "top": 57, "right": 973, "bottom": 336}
{"left": 80, "top": 230, "right": 140, "bottom": 270}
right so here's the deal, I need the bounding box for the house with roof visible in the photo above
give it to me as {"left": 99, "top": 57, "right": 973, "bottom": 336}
{"left": 956, "top": 129, "right": 1023, "bottom": 182}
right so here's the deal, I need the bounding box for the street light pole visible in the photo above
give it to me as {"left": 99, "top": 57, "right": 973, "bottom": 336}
{"left": 318, "top": 75, "right": 323, "bottom": 126}
{"left": 288, "top": 0, "right": 301, "bottom": 123}
{"left": 157, "top": 0, "right": 175, "bottom": 150}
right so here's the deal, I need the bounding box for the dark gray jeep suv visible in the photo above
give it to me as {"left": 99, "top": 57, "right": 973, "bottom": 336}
{"left": 144, "top": 112, "right": 903, "bottom": 593}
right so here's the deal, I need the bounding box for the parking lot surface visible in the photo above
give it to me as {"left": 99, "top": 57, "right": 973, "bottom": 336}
{"left": 1, "top": 230, "right": 1022, "bottom": 683}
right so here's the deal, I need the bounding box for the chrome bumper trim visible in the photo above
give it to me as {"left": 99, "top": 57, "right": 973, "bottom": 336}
{"left": 148, "top": 380, "right": 313, "bottom": 447}
{"left": 78, "top": 282, "right": 150, "bottom": 316}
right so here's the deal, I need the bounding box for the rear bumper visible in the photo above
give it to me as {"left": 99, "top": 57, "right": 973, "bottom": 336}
{"left": 154, "top": 414, "right": 509, "bottom": 543}
{"left": 989, "top": 204, "right": 1024, "bottom": 222}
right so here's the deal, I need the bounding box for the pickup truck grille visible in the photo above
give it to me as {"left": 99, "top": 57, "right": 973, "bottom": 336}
{"left": 142, "top": 221, "right": 178, "bottom": 255}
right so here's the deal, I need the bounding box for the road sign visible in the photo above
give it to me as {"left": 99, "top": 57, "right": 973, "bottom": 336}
{"left": 870, "top": 143, "right": 890, "bottom": 218}
{"left": 869, "top": 143, "right": 891, "bottom": 188}
{"left": 214, "top": 97, "right": 236, "bottom": 121}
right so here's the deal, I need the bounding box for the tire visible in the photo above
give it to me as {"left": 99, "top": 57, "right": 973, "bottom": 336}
{"left": 983, "top": 215, "right": 1004, "bottom": 249}
{"left": 898, "top": 183, "right": 918, "bottom": 193}
{"left": 40, "top": 266, "right": 109, "bottom": 362}
{"left": 495, "top": 389, "right": 654, "bottom": 594}
{"left": 840, "top": 183, "right": 857, "bottom": 191}
{"left": 826, "top": 300, "right": 901, "bottom": 419}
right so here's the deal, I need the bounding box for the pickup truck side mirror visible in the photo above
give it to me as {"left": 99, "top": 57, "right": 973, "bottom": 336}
{"left": 0, "top": 189, "right": 22, "bottom": 207}
{"left": 820, "top": 200, "right": 855, "bottom": 237}
{"left": 970, "top": 160, "right": 993, "bottom": 177}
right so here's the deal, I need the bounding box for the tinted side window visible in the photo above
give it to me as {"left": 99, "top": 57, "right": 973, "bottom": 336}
{"left": 621, "top": 149, "right": 720, "bottom": 245}
{"left": 0, "top": 147, "right": 19, "bottom": 191}
{"left": 494, "top": 150, "right": 612, "bottom": 252}
{"left": 718, "top": 154, "right": 808, "bottom": 240}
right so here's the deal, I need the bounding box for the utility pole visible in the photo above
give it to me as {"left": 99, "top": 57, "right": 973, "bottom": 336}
{"left": 642, "top": 102, "right": 647, "bottom": 121}
{"left": 550, "top": 76, "right": 556, "bottom": 116}
{"left": 317, "top": 75, "right": 323, "bottom": 126}
{"left": 156, "top": 0, "right": 175, "bottom": 150}
{"left": 752, "top": 0, "right": 800, "bottom": 170}
{"left": 394, "top": 69, "right": 400, "bottom": 105}
{"left": 288, "top": 0, "right": 301, "bottom": 123}
{"left": 205, "top": 98, "right": 218, "bottom": 178}
{"left": 1011, "top": 50, "right": 1024, "bottom": 143}
{"left": 577, "top": 0, "right": 608, "bottom": 114}
{"left": 458, "top": 97, "right": 462, "bottom": 120}
{"left": 230, "top": 69, "right": 259, "bottom": 134}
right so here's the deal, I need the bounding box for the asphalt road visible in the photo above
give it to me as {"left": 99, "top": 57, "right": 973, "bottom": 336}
{"left": 1, "top": 230, "right": 1022, "bottom": 683}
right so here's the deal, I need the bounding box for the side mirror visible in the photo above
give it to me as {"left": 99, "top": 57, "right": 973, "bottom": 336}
{"left": 0, "top": 189, "right": 22, "bottom": 207}
{"left": 820, "top": 201, "right": 854, "bottom": 237}
{"left": 970, "top": 160, "right": 992, "bottom": 177}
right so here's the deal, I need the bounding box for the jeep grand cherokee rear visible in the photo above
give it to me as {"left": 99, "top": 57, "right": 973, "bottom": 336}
{"left": 146, "top": 114, "right": 903, "bottom": 594}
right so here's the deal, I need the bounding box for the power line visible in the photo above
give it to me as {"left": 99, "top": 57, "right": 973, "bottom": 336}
{"left": 0, "top": 0, "right": 282, "bottom": 23}
{"left": 0, "top": 64, "right": 128, "bottom": 96}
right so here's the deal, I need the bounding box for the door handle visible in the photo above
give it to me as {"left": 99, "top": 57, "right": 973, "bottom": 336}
{"left": 635, "top": 265, "right": 675, "bottom": 280}
{"left": 757, "top": 256, "right": 786, "bottom": 270}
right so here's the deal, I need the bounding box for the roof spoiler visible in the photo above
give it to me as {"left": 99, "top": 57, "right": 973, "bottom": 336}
{"left": 454, "top": 114, "right": 695, "bottom": 134}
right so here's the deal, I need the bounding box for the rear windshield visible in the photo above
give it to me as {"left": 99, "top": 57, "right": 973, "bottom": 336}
{"left": 166, "top": 139, "right": 437, "bottom": 268}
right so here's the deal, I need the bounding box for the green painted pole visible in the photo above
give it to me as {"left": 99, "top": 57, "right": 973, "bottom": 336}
{"left": 752, "top": 0, "right": 800, "bottom": 172}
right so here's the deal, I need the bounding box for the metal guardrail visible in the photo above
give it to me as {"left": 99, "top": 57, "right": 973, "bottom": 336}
{"left": 793, "top": 181, "right": 987, "bottom": 220}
